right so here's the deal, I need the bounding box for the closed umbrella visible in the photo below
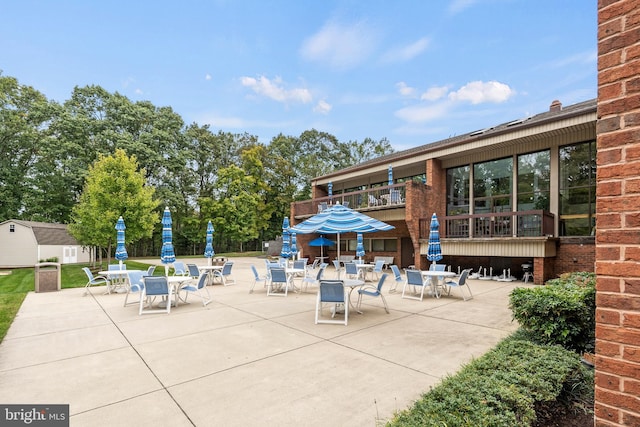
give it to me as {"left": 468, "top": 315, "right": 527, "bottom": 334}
{"left": 328, "top": 181, "right": 333, "bottom": 202}
{"left": 308, "top": 235, "right": 335, "bottom": 260}
{"left": 114, "top": 216, "right": 128, "bottom": 269}
{"left": 291, "top": 232, "right": 298, "bottom": 259}
{"left": 388, "top": 165, "right": 393, "bottom": 186}
{"left": 160, "top": 207, "right": 176, "bottom": 276}
{"left": 356, "top": 233, "right": 365, "bottom": 261}
{"left": 290, "top": 203, "right": 394, "bottom": 260}
{"left": 280, "top": 217, "right": 291, "bottom": 259}
{"left": 427, "top": 213, "right": 443, "bottom": 265}
{"left": 204, "top": 221, "right": 215, "bottom": 266}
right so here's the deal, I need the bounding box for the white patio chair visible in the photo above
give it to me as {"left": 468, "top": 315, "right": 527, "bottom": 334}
{"left": 357, "top": 273, "right": 389, "bottom": 314}
{"left": 212, "top": 261, "right": 236, "bottom": 286}
{"left": 344, "top": 262, "right": 359, "bottom": 280}
{"left": 443, "top": 269, "right": 474, "bottom": 301}
{"left": 315, "top": 280, "right": 348, "bottom": 325}
{"left": 302, "top": 265, "right": 326, "bottom": 293}
{"left": 388, "top": 265, "right": 403, "bottom": 293}
{"left": 180, "top": 273, "right": 212, "bottom": 306}
{"left": 267, "top": 267, "right": 289, "bottom": 297}
{"left": 172, "top": 261, "right": 188, "bottom": 276}
{"left": 250, "top": 264, "right": 268, "bottom": 294}
{"left": 402, "top": 269, "right": 429, "bottom": 301}
{"left": 372, "top": 259, "right": 385, "bottom": 280}
{"left": 82, "top": 267, "right": 110, "bottom": 296}
{"left": 139, "top": 276, "right": 172, "bottom": 315}
{"left": 124, "top": 270, "right": 145, "bottom": 307}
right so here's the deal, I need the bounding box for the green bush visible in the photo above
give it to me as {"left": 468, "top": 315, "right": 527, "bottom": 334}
{"left": 388, "top": 339, "right": 585, "bottom": 426}
{"left": 509, "top": 272, "right": 595, "bottom": 353}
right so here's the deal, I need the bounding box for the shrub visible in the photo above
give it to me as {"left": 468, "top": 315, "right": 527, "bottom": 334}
{"left": 388, "top": 339, "right": 584, "bottom": 426}
{"left": 509, "top": 272, "right": 595, "bottom": 352}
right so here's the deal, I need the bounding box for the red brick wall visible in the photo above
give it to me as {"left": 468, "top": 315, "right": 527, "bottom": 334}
{"left": 596, "top": 1, "right": 640, "bottom": 425}
{"left": 555, "top": 238, "right": 596, "bottom": 275}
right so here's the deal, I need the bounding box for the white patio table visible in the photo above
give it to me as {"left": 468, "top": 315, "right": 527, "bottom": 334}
{"left": 98, "top": 269, "right": 143, "bottom": 294}
{"left": 420, "top": 270, "right": 456, "bottom": 298}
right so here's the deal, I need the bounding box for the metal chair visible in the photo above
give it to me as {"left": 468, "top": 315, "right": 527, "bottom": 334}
{"left": 372, "top": 259, "right": 385, "bottom": 280}
{"left": 388, "top": 265, "right": 403, "bottom": 293}
{"left": 139, "top": 276, "right": 172, "bottom": 315}
{"left": 443, "top": 269, "right": 473, "bottom": 301}
{"left": 302, "top": 265, "right": 326, "bottom": 292}
{"left": 315, "top": 280, "right": 348, "bottom": 325}
{"left": 332, "top": 260, "right": 343, "bottom": 278}
{"left": 267, "top": 267, "right": 289, "bottom": 297}
{"left": 250, "top": 264, "right": 268, "bottom": 294}
{"left": 180, "top": 273, "right": 212, "bottom": 306}
{"left": 124, "top": 270, "right": 145, "bottom": 307}
{"left": 81, "top": 267, "right": 110, "bottom": 296}
{"left": 357, "top": 273, "right": 389, "bottom": 314}
{"left": 212, "top": 261, "right": 236, "bottom": 286}
{"left": 172, "top": 261, "right": 188, "bottom": 276}
{"left": 344, "top": 262, "right": 359, "bottom": 280}
{"left": 402, "top": 269, "right": 429, "bottom": 301}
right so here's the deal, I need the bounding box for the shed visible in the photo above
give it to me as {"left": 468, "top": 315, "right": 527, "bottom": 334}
{"left": 0, "top": 220, "right": 91, "bottom": 268}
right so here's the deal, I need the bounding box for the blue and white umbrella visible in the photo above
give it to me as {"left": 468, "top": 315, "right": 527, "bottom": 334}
{"left": 114, "top": 216, "right": 128, "bottom": 269}
{"left": 328, "top": 182, "right": 333, "bottom": 201}
{"left": 290, "top": 203, "right": 394, "bottom": 260}
{"left": 280, "top": 217, "right": 291, "bottom": 259}
{"left": 160, "top": 207, "right": 176, "bottom": 275}
{"left": 291, "top": 232, "right": 298, "bottom": 259}
{"left": 204, "top": 221, "right": 215, "bottom": 265}
{"left": 388, "top": 165, "right": 393, "bottom": 186}
{"left": 426, "top": 213, "right": 443, "bottom": 265}
{"left": 356, "top": 233, "right": 365, "bottom": 260}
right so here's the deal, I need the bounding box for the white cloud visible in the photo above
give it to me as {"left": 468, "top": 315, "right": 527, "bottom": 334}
{"left": 300, "top": 20, "right": 376, "bottom": 69}
{"left": 313, "top": 99, "right": 332, "bottom": 115}
{"left": 134, "top": 88, "right": 143, "bottom": 95}
{"left": 240, "top": 75, "right": 312, "bottom": 104}
{"left": 448, "top": 81, "right": 515, "bottom": 104}
{"left": 382, "top": 37, "right": 430, "bottom": 63}
{"left": 448, "top": 0, "right": 478, "bottom": 14}
{"left": 421, "top": 85, "right": 450, "bottom": 101}
{"left": 396, "top": 82, "right": 416, "bottom": 97}
{"left": 205, "top": 74, "right": 212, "bottom": 80}
{"left": 395, "top": 102, "right": 451, "bottom": 123}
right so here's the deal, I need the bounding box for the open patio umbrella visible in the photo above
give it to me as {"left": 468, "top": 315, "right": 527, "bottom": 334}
{"left": 160, "top": 207, "right": 176, "bottom": 275}
{"left": 114, "top": 216, "right": 128, "bottom": 269}
{"left": 356, "top": 233, "right": 365, "bottom": 261}
{"left": 308, "top": 235, "right": 335, "bottom": 259}
{"left": 280, "top": 217, "right": 291, "bottom": 259}
{"left": 290, "top": 203, "right": 394, "bottom": 260}
{"left": 204, "top": 221, "right": 215, "bottom": 266}
{"left": 426, "top": 213, "right": 443, "bottom": 265}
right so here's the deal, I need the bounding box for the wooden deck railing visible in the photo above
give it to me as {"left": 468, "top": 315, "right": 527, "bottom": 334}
{"left": 420, "top": 210, "right": 555, "bottom": 239}
{"left": 292, "top": 184, "right": 406, "bottom": 217}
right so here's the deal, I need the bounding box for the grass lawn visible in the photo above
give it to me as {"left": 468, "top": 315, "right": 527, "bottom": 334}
{"left": 0, "top": 252, "right": 263, "bottom": 342}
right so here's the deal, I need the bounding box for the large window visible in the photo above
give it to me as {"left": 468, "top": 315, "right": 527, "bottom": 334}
{"left": 446, "top": 166, "right": 470, "bottom": 215}
{"left": 559, "top": 141, "right": 596, "bottom": 236}
{"left": 517, "top": 150, "right": 550, "bottom": 211}
{"left": 473, "top": 157, "right": 513, "bottom": 213}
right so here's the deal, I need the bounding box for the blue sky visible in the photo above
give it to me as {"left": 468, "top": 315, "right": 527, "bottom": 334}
{"left": 1, "top": 0, "right": 596, "bottom": 151}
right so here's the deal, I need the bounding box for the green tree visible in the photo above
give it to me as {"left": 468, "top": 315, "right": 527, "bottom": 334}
{"left": 69, "top": 149, "right": 160, "bottom": 263}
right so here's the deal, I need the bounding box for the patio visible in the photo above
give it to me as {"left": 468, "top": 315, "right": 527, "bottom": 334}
{"left": 0, "top": 257, "right": 532, "bottom": 426}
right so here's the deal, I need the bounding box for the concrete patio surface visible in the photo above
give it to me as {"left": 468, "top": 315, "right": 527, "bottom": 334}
{"left": 0, "top": 257, "right": 533, "bottom": 426}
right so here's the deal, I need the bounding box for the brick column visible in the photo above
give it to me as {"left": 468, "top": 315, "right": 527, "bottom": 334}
{"left": 596, "top": 1, "right": 640, "bottom": 425}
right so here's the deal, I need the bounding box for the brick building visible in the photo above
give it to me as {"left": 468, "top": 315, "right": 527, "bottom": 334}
{"left": 291, "top": 98, "right": 597, "bottom": 285}
{"left": 595, "top": 0, "right": 640, "bottom": 425}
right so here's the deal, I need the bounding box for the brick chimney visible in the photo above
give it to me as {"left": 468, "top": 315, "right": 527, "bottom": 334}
{"left": 549, "top": 100, "right": 562, "bottom": 112}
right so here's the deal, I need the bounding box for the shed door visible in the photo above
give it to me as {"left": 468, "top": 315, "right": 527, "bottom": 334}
{"left": 63, "top": 247, "right": 77, "bottom": 264}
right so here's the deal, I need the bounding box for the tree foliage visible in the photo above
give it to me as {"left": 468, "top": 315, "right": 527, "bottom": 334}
{"left": 0, "top": 73, "right": 395, "bottom": 255}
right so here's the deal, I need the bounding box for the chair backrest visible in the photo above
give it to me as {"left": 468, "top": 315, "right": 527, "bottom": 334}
{"left": 187, "top": 264, "right": 200, "bottom": 278}
{"left": 173, "top": 261, "right": 186, "bottom": 275}
{"left": 309, "top": 259, "right": 319, "bottom": 270}
{"left": 406, "top": 269, "right": 424, "bottom": 286}
{"left": 345, "top": 262, "right": 357, "bottom": 275}
{"left": 146, "top": 266, "right": 156, "bottom": 276}
{"left": 315, "top": 265, "right": 326, "bottom": 280}
{"left": 196, "top": 273, "right": 208, "bottom": 290}
{"left": 222, "top": 262, "right": 233, "bottom": 275}
{"left": 390, "top": 265, "right": 402, "bottom": 281}
{"left": 270, "top": 267, "right": 287, "bottom": 283}
{"left": 319, "top": 263, "right": 328, "bottom": 269}
{"left": 108, "top": 264, "right": 125, "bottom": 271}
{"left": 82, "top": 267, "right": 94, "bottom": 281}
{"left": 430, "top": 264, "right": 446, "bottom": 272}
{"left": 458, "top": 269, "right": 471, "bottom": 285}
{"left": 251, "top": 264, "right": 261, "bottom": 280}
{"left": 374, "top": 260, "right": 385, "bottom": 272}
{"left": 319, "top": 280, "right": 345, "bottom": 303}
{"left": 332, "top": 260, "right": 341, "bottom": 270}
{"left": 143, "top": 276, "right": 169, "bottom": 296}
{"left": 293, "top": 259, "right": 306, "bottom": 270}
{"left": 376, "top": 273, "right": 389, "bottom": 293}
{"left": 127, "top": 271, "right": 145, "bottom": 290}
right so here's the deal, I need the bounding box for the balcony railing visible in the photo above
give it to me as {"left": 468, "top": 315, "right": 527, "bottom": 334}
{"left": 292, "top": 184, "right": 406, "bottom": 217}
{"left": 420, "top": 210, "right": 555, "bottom": 239}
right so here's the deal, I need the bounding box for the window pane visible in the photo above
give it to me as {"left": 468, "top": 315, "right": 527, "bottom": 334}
{"left": 446, "top": 166, "right": 470, "bottom": 215}
{"left": 559, "top": 141, "right": 596, "bottom": 236}
{"left": 518, "top": 150, "right": 550, "bottom": 211}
